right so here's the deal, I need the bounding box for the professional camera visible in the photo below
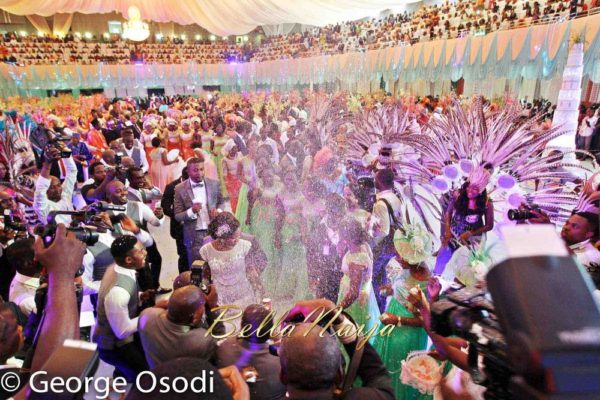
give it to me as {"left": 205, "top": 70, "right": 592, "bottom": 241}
{"left": 431, "top": 256, "right": 600, "bottom": 399}
{"left": 431, "top": 286, "right": 511, "bottom": 398}
{"left": 507, "top": 205, "right": 540, "bottom": 221}
{"left": 2, "top": 209, "right": 28, "bottom": 231}
{"left": 47, "top": 137, "right": 72, "bottom": 159}
{"left": 114, "top": 151, "right": 124, "bottom": 165}
{"left": 34, "top": 202, "right": 126, "bottom": 247}
{"left": 190, "top": 260, "right": 212, "bottom": 294}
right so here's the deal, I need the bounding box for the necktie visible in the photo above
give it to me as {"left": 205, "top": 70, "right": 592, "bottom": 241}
{"left": 192, "top": 182, "right": 204, "bottom": 188}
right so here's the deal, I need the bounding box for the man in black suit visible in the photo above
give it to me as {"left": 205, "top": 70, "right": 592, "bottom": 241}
{"left": 161, "top": 167, "right": 189, "bottom": 274}
{"left": 174, "top": 157, "right": 225, "bottom": 268}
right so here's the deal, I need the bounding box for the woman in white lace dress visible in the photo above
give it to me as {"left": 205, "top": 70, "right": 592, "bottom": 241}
{"left": 199, "top": 212, "right": 259, "bottom": 311}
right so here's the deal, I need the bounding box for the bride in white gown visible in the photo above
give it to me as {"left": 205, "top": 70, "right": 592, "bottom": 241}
{"left": 199, "top": 212, "right": 259, "bottom": 312}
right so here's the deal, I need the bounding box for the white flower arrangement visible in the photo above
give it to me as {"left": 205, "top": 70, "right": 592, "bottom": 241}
{"left": 393, "top": 224, "right": 433, "bottom": 265}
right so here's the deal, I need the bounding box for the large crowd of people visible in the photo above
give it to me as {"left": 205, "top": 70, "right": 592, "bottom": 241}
{"left": 1, "top": 0, "right": 597, "bottom": 66}
{"left": 0, "top": 88, "right": 597, "bottom": 399}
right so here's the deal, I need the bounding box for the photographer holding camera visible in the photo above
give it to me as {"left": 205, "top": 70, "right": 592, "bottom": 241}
{"left": 115, "top": 128, "right": 149, "bottom": 173}
{"left": 561, "top": 212, "right": 600, "bottom": 271}
{"left": 278, "top": 298, "right": 394, "bottom": 400}
{"left": 81, "top": 161, "right": 119, "bottom": 204}
{"left": 138, "top": 284, "right": 218, "bottom": 369}
{"left": 33, "top": 145, "right": 77, "bottom": 225}
{"left": 127, "top": 166, "right": 162, "bottom": 204}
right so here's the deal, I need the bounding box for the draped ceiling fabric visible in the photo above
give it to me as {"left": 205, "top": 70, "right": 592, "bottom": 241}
{"left": 0, "top": 0, "right": 413, "bottom": 36}
{"left": 25, "top": 15, "right": 51, "bottom": 35}
{"left": 52, "top": 13, "right": 74, "bottom": 37}
{"left": 1, "top": 13, "right": 600, "bottom": 99}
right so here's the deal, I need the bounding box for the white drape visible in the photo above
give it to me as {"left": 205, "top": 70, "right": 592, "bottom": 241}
{"left": 26, "top": 15, "right": 51, "bottom": 35}
{"left": 53, "top": 13, "right": 73, "bottom": 37}
{"left": 261, "top": 23, "right": 298, "bottom": 37}
{"left": 0, "top": 0, "right": 415, "bottom": 36}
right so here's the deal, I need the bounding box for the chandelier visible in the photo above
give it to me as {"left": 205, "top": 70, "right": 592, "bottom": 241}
{"left": 122, "top": 6, "right": 150, "bottom": 41}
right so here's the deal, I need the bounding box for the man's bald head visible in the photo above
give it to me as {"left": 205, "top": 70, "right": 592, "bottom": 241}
{"left": 241, "top": 304, "right": 272, "bottom": 343}
{"left": 173, "top": 271, "right": 191, "bottom": 290}
{"left": 121, "top": 156, "right": 135, "bottom": 169}
{"left": 107, "top": 180, "right": 128, "bottom": 205}
{"left": 280, "top": 323, "right": 341, "bottom": 391}
{"left": 167, "top": 286, "right": 205, "bottom": 326}
{"left": 102, "top": 149, "right": 116, "bottom": 166}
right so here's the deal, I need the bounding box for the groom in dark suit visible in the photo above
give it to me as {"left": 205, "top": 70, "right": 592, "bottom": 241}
{"left": 174, "top": 156, "right": 225, "bottom": 268}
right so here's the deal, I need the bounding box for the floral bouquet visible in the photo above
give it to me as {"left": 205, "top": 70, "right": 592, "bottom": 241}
{"left": 400, "top": 350, "right": 445, "bottom": 395}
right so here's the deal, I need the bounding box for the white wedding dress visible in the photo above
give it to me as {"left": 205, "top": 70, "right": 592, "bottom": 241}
{"left": 199, "top": 239, "right": 257, "bottom": 310}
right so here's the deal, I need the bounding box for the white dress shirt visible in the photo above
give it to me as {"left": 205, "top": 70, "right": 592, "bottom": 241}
{"left": 34, "top": 156, "right": 77, "bottom": 225}
{"left": 372, "top": 189, "right": 403, "bottom": 241}
{"left": 104, "top": 265, "right": 139, "bottom": 340}
{"left": 123, "top": 144, "right": 149, "bottom": 173}
{"left": 570, "top": 240, "right": 600, "bottom": 269}
{"left": 9, "top": 272, "right": 40, "bottom": 316}
{"left": 119, "top": 201, "right": 163, "bottom": 228}
{"left": 82, "top": 229, "right": 153, "bottom": 295}
{"left": 186, "top": 181, "right": 210, "bottom": 230}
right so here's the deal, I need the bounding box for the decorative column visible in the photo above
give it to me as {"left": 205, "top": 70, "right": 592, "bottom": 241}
{"left": 546, "top": 41, "right": 584, "bottom": 151}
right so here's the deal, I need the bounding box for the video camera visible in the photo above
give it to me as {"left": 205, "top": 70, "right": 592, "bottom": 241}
{"left": 190, "top": 260, "right": 212, "bottom": 295}
{"left": 47, "top": 136, "right": 72, "bottom": 159}
{"left": 431, "top": 286, "right": 511, "bottom": 398}
{"left": 34, "top": 201, "right": 126, "bottom": 247}
{"left": 431, "top": 256, "right": 600, "bottom": 399}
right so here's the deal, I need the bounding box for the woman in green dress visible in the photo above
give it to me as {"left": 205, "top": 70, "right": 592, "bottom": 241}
{"left": 374, "top": 224, "right": 435, "bottom": 400}
{"left": 235, "top": 137, "right": 259, "bottom": 233}
{"left": 212, "top": 120, "right": 229, "bottom": 198}
{"left": 337, "top": 218, "right": 380, "bottom": 336}
{"left": 250, "top": 167, "right": 284, "bottom": 298}
{"left": 274, "top": 171, "right": 312, "bottom": 302}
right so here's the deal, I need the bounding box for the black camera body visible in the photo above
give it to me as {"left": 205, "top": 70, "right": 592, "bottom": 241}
{"left": 48, "top": 136, "right": 73, "bottom": 159}
{"left": 35, "top": 202, "right": 126, "bottom": 247}
{"left": 431, "top": 286, "right": 512, "bottom": 398}
{"left": 190, "top": 260, "right": 211, "bottom": 294}
{"left": 432, "top": 256, "right": 600, "bottom": 399}
{"left": 2, "top": 209, "right": 28, "bottom": 231}
{"left": 507, "top": 205, "right": 539, "bottom": 221}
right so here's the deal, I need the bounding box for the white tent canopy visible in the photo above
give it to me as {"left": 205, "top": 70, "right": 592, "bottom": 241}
{"left": 0, "top": 0, "right": 416, "bottom": 36}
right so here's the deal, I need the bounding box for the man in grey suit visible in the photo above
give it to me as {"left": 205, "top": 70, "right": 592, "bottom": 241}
{"left": 174, "top": 156, "right": 225, "bottom": 268}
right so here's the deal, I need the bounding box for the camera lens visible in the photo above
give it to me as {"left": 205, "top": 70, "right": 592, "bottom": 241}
{"left": 507, "top": 209, "right": 520, "bottom": 221}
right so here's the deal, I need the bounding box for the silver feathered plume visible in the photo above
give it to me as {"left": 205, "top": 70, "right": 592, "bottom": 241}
{"left": 345, "top": 101, "right": 420, "bottom": 164}
{"left": 306, "top": 91, "right": 350, "bottom": 149}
